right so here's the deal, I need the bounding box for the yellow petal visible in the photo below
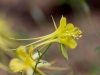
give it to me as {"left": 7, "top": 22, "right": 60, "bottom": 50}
{"left": 61, "top": 44, "right": 68, "bottom": 60}
{"left": 60, "top": 38, "right": 77, "bottom": 49}
{"left": 9, "top": 58, "right": 25, "bottom": 72}
{"left": 16, "top": 46, "right": 27, "bottom": 60}
{"left": 65, "top": 23, "right": 74, "bottom": 30}
{"left": 24, "top": 56, "right": 36, "bottom": 67}
{"left": 59, "top": 16, "right": 67, "bottom": 29}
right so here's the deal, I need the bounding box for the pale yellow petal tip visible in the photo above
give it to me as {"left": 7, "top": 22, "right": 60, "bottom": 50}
{"left": 9, "top": 58, "right": 24, "bottom": 73}
{"left": 67, "top": 23, "right": 74, "bottom": 28}
{"left": 70, "top": 43, "right": 77, "bottom": 49}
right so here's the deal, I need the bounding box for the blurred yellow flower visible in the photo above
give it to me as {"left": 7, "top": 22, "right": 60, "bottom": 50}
{"left": 0, "top": 14, "right": 16, "bottom": 50}
{"left": 9, "top": 46, "right": 66, "bottom": 75}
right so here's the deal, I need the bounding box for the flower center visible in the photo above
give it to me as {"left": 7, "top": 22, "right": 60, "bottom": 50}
{"left": 64, "top": 27, "right": 82, "bottom": 39}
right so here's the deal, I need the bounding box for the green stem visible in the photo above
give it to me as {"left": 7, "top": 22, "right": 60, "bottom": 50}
{"left": 87, "top": 12, "right": 100, "bottom": 37}
{"left": 79, "top": 0, "right": 100, "bottom": 38}
{"left": 20, "top": 71, "right": 23, "bottom": 75}
{"left": 32, "top": 43, "right": 51, "bottom": 75}
{"left": 66, "top": 61, "right": 79, "bottom": 75}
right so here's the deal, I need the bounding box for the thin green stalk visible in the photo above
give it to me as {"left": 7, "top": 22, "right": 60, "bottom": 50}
{"left": 20, "top": 71, "right": 23, "bottom": 75}
{"left": 37, "top": 50, "right": 41, "bottom": 57}
{"left": 32, "top": 43, "right": 51, "bottom": 75}
{"left": 87, "top": 12, "right": 100, "bottom": 37}
{"left": 66, "top": 61, "right": 79, "bottom": 75}
{"left": 79, "top": 0, "right": 100, "bottom": 38}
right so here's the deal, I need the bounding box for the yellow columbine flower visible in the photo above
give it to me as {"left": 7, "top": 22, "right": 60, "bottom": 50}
{"left": 9, "top": 46, "right": 66, "bottom": 75}
{"left": 11, "top": 16, "right": 82, "bottom": 59}
{"left": 32, "top": 16, "right": 82, "bottom": 59}
{"left": 55, "top": 19, "right": 82, "bottom": 48}
{"left": 52, "top": 16, "right": 82, "bottom": 59}
{"left": 0, "top": 14, "right": 16, "bottom": 50}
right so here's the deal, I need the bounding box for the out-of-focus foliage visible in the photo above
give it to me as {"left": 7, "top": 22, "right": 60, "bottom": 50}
{"left": 95, "top": 46, "right": 100, "bottom": 51}
{"left": 0, "top": 13, "right": 16, "bottom": 50}
{"left": 88, "top": 65, "right": 100, "bottom": 75}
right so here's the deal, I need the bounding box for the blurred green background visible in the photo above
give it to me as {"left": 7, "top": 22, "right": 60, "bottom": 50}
{"left": 0, "top": 0, "right": 100, "bottom": 75}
